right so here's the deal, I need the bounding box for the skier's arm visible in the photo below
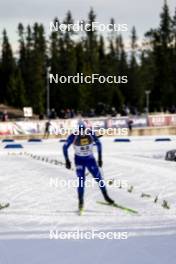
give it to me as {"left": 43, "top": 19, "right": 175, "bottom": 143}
{"left": 63, "top": 134, "right": 75, "bottom": 169}
{"left": 92, "top": 133, "right": 102, "bottom": 167}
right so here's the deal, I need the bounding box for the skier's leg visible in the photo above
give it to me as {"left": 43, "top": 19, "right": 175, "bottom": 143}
{"left": 87, "top": 158, "right": 114, "bottom": 204}
{"left": 75, "top": 159, "right": 86, "bottom": 209}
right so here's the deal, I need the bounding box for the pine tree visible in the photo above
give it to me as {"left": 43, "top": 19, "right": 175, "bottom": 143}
{"left": 80, "top": 8, "right": 99, "bottom": 111}
{"left": 62, "top": 11, "right": 78, "bottom": 110}
{"left": 171, "top": 9, "right": 176, "bottom": 107}
{"left": 127, "top": 27, "right": 143, "bottom": 112}
{"left": 1, "top": 4, "right": 176, "bottom": 115}
{"left": 116, "top": 35, "right": 128, "bottom": 111}
{"left": 145, "top": 0, "right": 174, "bottom": 111}
{"left": 0, "top": 30, "right": 15, "bottom": 104}
{"left": 7, "top": 68, "right": 26, "bottom": 108}
{"left": 49, "top": 18, "right": 62, "bottom": 113}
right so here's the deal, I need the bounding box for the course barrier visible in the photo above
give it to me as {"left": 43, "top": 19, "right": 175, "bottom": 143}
{"left": 2, "top": 139, "right": 14, "bottom": 143}
{"left": 4, "top": 144, "right": 23, "bottom": 149}
{"left": 59, "top": 139, "right": 67, "bottom": 143}
{"left": 28, "top": 139, "right": 42, "bottom": 142}
{"left": 155, "top": 138, "right": 171, "bottom": 142}
{"left": 114, "top": 138, "right": 131, "bottom": 142}
{"left": 0, "top": 114, "right": 176, "bottom": 138}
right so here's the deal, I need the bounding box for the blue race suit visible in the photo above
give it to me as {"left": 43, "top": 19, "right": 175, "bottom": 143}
{"left": 63, "top": 131, "right": 106, "bottom": 203}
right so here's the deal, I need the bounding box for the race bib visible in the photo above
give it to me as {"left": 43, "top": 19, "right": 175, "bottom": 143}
{"left": 73, "top": 135, "right": 94, "bottom": 156}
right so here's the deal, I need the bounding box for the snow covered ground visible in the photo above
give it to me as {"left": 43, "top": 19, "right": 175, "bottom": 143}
{"left": 0, "top": 135, "right": 176, "bottom": 263}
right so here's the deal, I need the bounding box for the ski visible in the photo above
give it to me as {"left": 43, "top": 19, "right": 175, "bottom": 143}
{"left": 0, "top": 203, "right": 10, "bottom": 210}
{"left": 96, "top": 201, "right": 138, "bottom": 214}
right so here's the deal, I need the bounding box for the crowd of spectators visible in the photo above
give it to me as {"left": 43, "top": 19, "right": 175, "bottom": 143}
{"left": 37, "top": 104, "right": 176, "bottom": 120}
{"left": 40, "top": 105, "right": 153, "bottom": 120}
{"left": 1, "top": 104, "right": 176, "bottom": 122}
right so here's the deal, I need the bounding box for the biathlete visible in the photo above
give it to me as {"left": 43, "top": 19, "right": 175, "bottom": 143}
{"left": 63, "top": 121, "right": 114, "bottom": 213}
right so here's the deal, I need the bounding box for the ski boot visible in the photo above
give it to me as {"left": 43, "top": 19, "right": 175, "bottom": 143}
{"left": 78, "top": 199, "right": 84, "bottom": 215}
{"left": 102, "top": 189, "right": 114, "bottom": 205}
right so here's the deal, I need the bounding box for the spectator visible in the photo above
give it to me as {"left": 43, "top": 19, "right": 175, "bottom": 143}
{"left": 111, "top": 107, "right": 117, "bottom": 117}
{"left": 59, "top": 109, "right": 65, "bottom": 119}
{"left": 70, "top": 109, "right": 75, "bottom": 118}
{"left": 43, "top": 120, "right": 51, "bottom": 139}
{"left": 2, "top": 110, "right": 8, "bottom": 122}
{"left": 65, "top": 109, "right": 71, "bottom": 119}
{"left": 50, "top": 109, "right": 57, "bottom": 119}
{"left": 121, "top": 105, "right": 130, "bottom": 116}
{"left": 89, "top": 108, "right": 95, "bottom": 117}
{"left": 170, "top": 105, "right": 176, "bottom": 114}
{"left": 39, "top": 113, "right": 44, "bottom": 120}
{"left": 127, "top": 118, "right": 133, "bottom": 135}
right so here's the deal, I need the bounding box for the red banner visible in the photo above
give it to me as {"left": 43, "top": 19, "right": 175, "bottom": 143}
{"left": 148, "top": 114, "right": 176, "bottom": 127}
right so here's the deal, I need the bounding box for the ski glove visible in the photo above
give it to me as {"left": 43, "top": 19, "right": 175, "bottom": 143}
{"left": 65, "top": 159, "right": 71, "bottom": 169}
{"left": 98, "top": 158, "right": 103, "bottom": 167}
